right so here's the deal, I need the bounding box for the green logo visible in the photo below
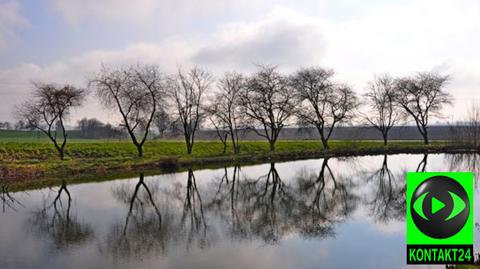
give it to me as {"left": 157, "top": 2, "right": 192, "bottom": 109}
{"left": 406, "top": 172, "right": 474, "bottom": 264}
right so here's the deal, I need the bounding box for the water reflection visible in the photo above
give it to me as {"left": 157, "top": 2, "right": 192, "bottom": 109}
{"left": 208, "top": 166, "right": 242, "bottom": 238}
{"left": 207, "top": 160, "right": 357, "bottom": 244}
{"left": 8, "top": 153, "right": 479, "bottom": 269}
{"left": 447, "top": 153, "right": 480, "bottom": 181}
{"left": 106, "top": 170, "right": 211, "bottom": 261}
{"left": 363, "top": 154, "right": 405, "bottom": 222}
{"left": 416, "top": 153, "right": 428, "bottom": 172}
{"left": 237, "top": 162, "right": 296, "bottom": 243}
{"left": 180, "top": 169, "right": 208, "bottom": 249}
{"left": 107, "top": 173, "right": 169, "bottom": 260}
{"left": 27, "top": 180, "right": 93, "bottom": 251}
{"left": 1, "top": 182, "right": 24, "bottom": 213}
{"left": 102, "top": 160, "right": 362, "bottom": 262}
{"left": 293, "top": 158, "right": 358, "bottom": 237}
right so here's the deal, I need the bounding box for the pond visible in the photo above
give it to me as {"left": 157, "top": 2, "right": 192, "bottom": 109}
{"left": 0, "top": 153, "right": 479, "bottom": 269}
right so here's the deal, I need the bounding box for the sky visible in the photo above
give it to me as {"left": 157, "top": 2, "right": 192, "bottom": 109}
{"left": 0, "top": 0, "right": 479, "bottom": 124}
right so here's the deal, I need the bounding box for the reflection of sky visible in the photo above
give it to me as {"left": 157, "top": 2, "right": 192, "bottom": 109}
{"left": 0, "top": 153, "right": 476, "bottom": 269}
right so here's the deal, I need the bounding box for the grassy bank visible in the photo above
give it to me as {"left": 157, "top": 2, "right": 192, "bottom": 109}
{"left": 0, "top": 139, "right": 474, "bottom": 190}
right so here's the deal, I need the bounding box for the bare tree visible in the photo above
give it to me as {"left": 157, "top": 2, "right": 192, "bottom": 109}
{"left": 239, "top": 65, "right": 297, "bottom": 153}
{"left": 464, "top": 104, "right": 480, "bottom": 147}
{"left": 291, "top": 67, "right": 358, "bottom": 149}
{"left": 90, "top": 65, "right": 165, "bottom": 157}
{"left": 16, "top": 82, "right": 86, "bottom": 160}
{"left": 206, "top": 72, "right": 245, "bottom": 154}
{"left": 450, "top": 102, "right": 480, "bottom": 148}
{"left": 363, "top": 74, "right": 404, "bottom": 145}
{"left": 168, "top": 66, "right": 212, "bottom": 154}
{"left": 394, "top": 72, "right": 451, "bottom": 144}
{"left": 209, "top": 117, "right": 229, "bottom": 154}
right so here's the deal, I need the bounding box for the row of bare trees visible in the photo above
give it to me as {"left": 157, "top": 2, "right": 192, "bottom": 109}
{"left": 363, "top": 73, "right": 451, "bottom": 145}
{"left": 15, "top": 64, "right": 452, "bottom": 160}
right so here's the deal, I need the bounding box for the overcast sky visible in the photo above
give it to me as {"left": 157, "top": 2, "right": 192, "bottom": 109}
{"left": 0, "top": 0, "right": 479, "bottom": 124}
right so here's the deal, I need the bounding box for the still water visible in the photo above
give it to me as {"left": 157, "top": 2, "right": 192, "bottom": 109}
{"left": 0, "top": 153, "right": 479, "bottom": 269}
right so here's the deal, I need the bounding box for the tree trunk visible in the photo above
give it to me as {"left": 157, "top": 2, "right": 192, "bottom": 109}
{"left": 222, "top": 133, "right": 228, "bottom": 154}
{"left": 231, "top": 132, "right": 239, "bottom": 154}
{"left": 383, "top": 133, "right": 388, "bottom": 146}
{"left": 136, "top": 144, "right": 143, "bottom": 158}
{"left": 321, "top": 138, "right": 329, "bottom": 150}
{"left": 184, "top": 133, "right": 193, "bottom": 155}
{"left": 415, "top": 123, "right": 429, "bottom": 145}
{"left": 316, "top": 126, "right": 329, "bottom": 150}
{"left": 269, "top": 140, "right": 275, "bottom": 153}
{"left": 234, "top": 144, "right": 240, "bottom": 154}
{"left": 53, "top": 142, "right": 64, "bottom": 160}
{"left": 232, "top": 141, "right": 239, "bottom": 154}
{"left": 58, "top": 148, "right": 64, "bottom": 160}
{"left": 222, "top": 140, "right": 227, "bottom": 154}
{"left": 422, "top": 130, "right": 429, "bottom": 145}
{"left": 187, "top": 142, "right": 193, "bottom": 155}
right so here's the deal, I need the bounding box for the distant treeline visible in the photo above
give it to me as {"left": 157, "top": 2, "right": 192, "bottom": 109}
{"left": 0, "top": 118, "right": 125, "bottom": 140}
{"left": 0, "top": 123, "right": 465, "bottom": 141}
{"left": 154, "top": 125, "right": 466, "bottom": 141}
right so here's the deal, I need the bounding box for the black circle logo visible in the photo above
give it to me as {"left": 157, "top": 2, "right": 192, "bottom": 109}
{"left": 411, "top": 176, "right": 469, "bottom": 239}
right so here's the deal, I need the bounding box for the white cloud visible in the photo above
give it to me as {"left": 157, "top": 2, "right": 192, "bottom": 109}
{"left": 320, "top": 0, "right": 480, "bottom": 118}
{"left": 193, "top": 7, "right": 327, "bottom": 72}
{"left": 192, "top": 0, "right": 480, "bottom": 122}
{"left": 48, "top": 0, "right": 282, "bottom": 26}
{"left": 324, "top": 0, "right": 480, "bottom": 76}
{"left": 0, "top": 1, "right": 27, "bottom": 52}
{"left": 3, "top": 0, "right": 480, "bottom": 122}
{"left": 49, "top": 0, "right": 160, "bottom": 25}
{"left": 47, "top": 0, "right": 326, "bottom": 28}
{"left": 0, "top": 40, "right": 195, "bottom": 123}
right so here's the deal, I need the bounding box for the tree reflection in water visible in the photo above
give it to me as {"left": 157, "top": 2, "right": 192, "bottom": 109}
{"left": 363, "top": 154, "right": 405, "bottom": 222}
{"left": 27, "top": 180, "right": 93, "bottom": 251}
{"left": 293, "top": 158, "right": 358, "bottom": 238}
{"left": 9, "top": 153, "right": 480, "bottom": 268}
{"left": 208, "top": 166, "right": 243, "bottom": 239}
{"left": 447, "top": 153, "right": 480, "bottom": 186}
{"left": 240, "top": 162, "right": 295, "bottom": 244}
{"left": 416, "top": 153, "right": 428, "bottom": 172}
{"left": 208, "top": 160, "right": 358, "bottom": 243}
{"left": 123, "top": 173, "right": 162, "bottom": 234}
{"left": 362, "top": 153, "right": 431, "bottom": 223}
{"left": 1, "top": 181, "right": 24, "bottom": 213}
{"left": 107, "top": 173, "right": 169, "bottom": 260}
{"left": 105, "top": 161, "right": 362, "bottom": 261}
{"left": 181, "top": 169, "right": 208, "bottom": 250}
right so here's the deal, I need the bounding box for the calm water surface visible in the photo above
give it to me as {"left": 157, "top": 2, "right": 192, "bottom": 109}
{"left": 1, "top": 153, "right": 479, "bottom": 269}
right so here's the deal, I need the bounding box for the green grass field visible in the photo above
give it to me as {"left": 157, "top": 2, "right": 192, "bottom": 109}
{"left": 0, "top": 130, "right": 462, "bottom": 190}
{"left": 0, "top": 139, "right": 447, "bottom": 162}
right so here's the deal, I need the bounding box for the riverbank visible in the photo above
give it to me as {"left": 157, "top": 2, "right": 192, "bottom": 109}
{"left": 0, "top": 140, "right": 476, "bottom": 190}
